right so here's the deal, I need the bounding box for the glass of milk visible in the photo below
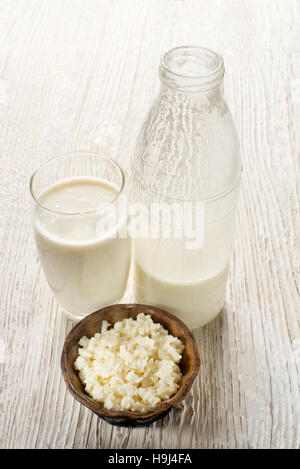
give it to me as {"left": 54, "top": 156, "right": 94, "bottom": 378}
{"left": 30, "top": 151, "right": 131, "bottom": 321}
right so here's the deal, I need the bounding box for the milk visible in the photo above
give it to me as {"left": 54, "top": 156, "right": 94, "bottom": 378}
{"left": 133, "top": 203, "right": 236, "bottom": 329}
{"left": 33, "top": 177, "right": 131, "bottom": 319}
{"left": 134, "top": 260, "right": 228, "bottom": 329}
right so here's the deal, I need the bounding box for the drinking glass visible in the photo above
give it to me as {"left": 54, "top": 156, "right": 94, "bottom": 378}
{"left": 30, "top": 151, "right": 131, "bottom": 321}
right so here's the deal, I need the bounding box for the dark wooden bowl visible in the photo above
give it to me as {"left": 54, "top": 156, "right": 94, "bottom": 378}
{"left": 61, "top": 303, "right": 200, "bottom": 427}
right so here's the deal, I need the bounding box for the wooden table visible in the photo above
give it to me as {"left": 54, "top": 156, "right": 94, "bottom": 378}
{"left": 0, "top": 0, "right": 299, "bottom": 449}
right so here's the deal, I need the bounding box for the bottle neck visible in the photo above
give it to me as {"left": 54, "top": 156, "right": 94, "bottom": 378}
{"left": 159, "top": 46, "right": 224, "bottom": 94}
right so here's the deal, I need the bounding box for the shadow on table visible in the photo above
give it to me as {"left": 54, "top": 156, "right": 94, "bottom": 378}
{"left": 157, "top": 306, "right": 228, "bottom": 448}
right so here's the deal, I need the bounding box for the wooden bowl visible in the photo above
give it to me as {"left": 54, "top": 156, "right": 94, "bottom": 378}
{"left": 61, "top": 303, "right": 200, "bottom": 426}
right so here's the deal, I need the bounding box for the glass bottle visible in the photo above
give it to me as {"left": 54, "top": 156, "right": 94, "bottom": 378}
{"left": 131, "top": 46, "right": 242, "bottom": 328}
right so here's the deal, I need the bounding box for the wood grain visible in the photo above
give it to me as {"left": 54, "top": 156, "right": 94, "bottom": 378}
{"left": 0, "top": 0, "right": 299, "bottom": 448}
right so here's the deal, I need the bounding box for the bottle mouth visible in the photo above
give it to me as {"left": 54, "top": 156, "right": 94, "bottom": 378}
{"left": 159, "top": 46, "right": 224, "bottom": 92}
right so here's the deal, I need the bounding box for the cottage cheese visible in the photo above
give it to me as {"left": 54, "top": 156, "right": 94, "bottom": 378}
{"left": 74, "top": 313, "right": 184, "bottom": 412}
